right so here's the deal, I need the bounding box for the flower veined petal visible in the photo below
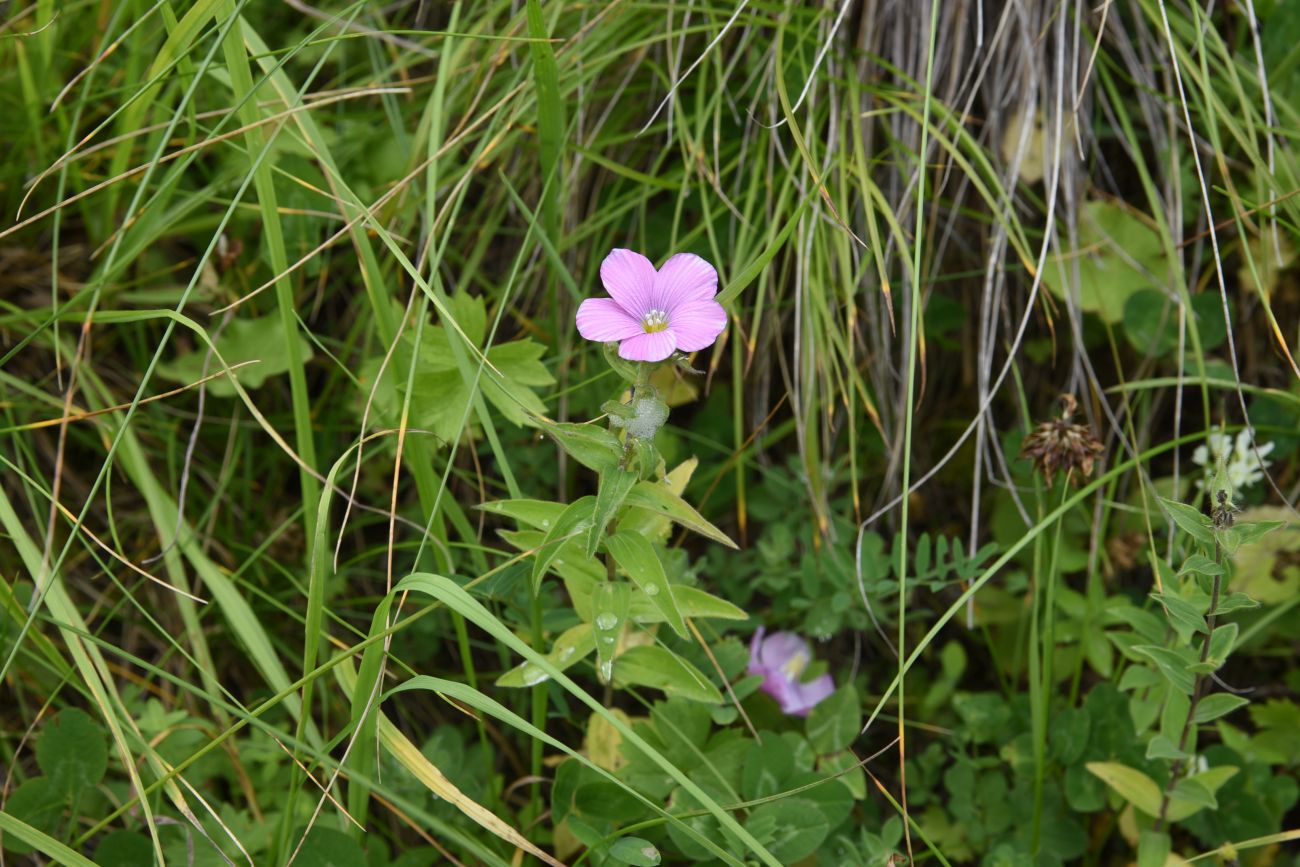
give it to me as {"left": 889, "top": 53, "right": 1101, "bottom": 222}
{"left": 668, "top": 299, "right": 728, "bottom": 352}
{"left": 600, "top": 249, "right": 657, "bottom": 316}
{"left": 576, "top": 297, "right": 644, "bottom": 342}
{"left": 618, "top": 330, "right": 677, "bottom": 362}
{"left": 654, "top": 253, "right": 718, "bottom": 312}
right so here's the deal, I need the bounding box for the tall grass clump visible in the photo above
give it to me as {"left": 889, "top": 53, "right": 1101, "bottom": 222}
{"left": 2, "top": 1, "right": 1299, "bottom": 865}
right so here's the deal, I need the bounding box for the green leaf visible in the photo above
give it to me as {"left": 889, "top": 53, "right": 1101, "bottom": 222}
{"left": 621, "top": 482, "right": 737, "bottom": 549}
{"left": 1085, "top": 761, "right": 1163, "bottom": 817}
{"left": 1213, "top": 592, "right": 1260, "bottom": 614}
{"left": 593, "top": 582, "right": 630, "bottom": 684}
{"left": 806, "top": 685, "right": 860, "bottom": 755}
{"left": 1177, "top": 553, "right": 1224, "bottom": 577}
{"left": 1150, "top": 591, "right": 1207, "bottom": 636}
{"left": 94, "top": 831, "right": 154, "bottom": 867}
{"left": 613, "top": 645, "right": 723, "bottom": 704}
{"left": 496, "top": 624, "right": 595, "bottom": 688}
{"left": 543, "top": 422, "right": 624, "bottom": 473}
{"left": 1194, "top": 693, "right": 1249, "bottom": 724}
{"left": 605, "top": 532, "right": 686, "bottom": 638}
{"left": 1160, "top": 498, "right": 1215, "bottom": 546}
{"left": 477, "top": 498, "right": 566, "bottom": 531}
{"left": 3, "top": 778, "right": 62, "bottom": 856}
{"left": 1133, "top": 645, "right": 1196, "bottom": 694}
{"left": 608, "top": 837, "right": 662, "bottom": 866}
{"left": 588, "top": 468, "right": 639, "bottom": 557}
{"left": 1163, "top": 767, "right": 1237, "bottom": 822}
{"left": 744, "top": 798, "right": 829, "bottom": 864}
{"left": 293, "top": 828, "right": 367, "bottom": 867}
{"left": 1123, "top": 289, "right": 1179, "bottom": 357}
{"left": 1145, "top": 734, "right": 1190, "bottom": 761}
{"left": 37, "top": 708, "right": 108, "bottom": 796}
{"left": 1043, "top": 200, "right": 1170, "bottom": 323}
{"left": 1207, "top": 622, "right": 1238, "bottom": 664}
{"left": 157, "top": 313, "right": 313, "bottom": 396}
{"left": 1137, "top": 831, "right": 1171, "bottom": 867}
{"left": 531, "top": 496, "right": 596, "bottom": 592}
{"left": 670, "top": 587, "right": 748, "bottom": 621}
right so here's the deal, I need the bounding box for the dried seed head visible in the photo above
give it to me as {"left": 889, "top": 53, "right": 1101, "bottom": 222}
{"left": 1020, "top": 394, "right": 1105, "bottom": 485}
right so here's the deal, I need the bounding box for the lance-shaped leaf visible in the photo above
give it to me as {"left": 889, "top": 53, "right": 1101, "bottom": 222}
{"left": 621, "top": 481, "right": 736, "bottom": 549}
{"left": 497, "top": 624, "right": 596, "bottom": 688}
{"left": 593, "top": 582, "right": 631, "bottom": 684}
{"left": 614, "top": 645, "right": 723, "bottom": 704}
{"left": 605, "top": 532, "right": 686, "bottom": 638}
{"left": 478, "top": 498, "right": 566, "bottom": 531}
{"left": 542, "top": 421, "right": 624, "bottom": 473}
{"left": 531, "top": 496, "right": 596, "bottom": 592}
{"left": 588, "top": 467, "right": 639, "bottom": 557}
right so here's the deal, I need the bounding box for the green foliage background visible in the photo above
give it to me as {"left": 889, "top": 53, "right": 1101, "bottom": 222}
{"left": 1, "top": 0, "right": 1299, "bottom": 865}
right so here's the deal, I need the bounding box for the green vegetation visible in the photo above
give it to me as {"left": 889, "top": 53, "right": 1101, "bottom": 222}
{"left": 2, "top": 1, "right": 1299, "bottom": 865}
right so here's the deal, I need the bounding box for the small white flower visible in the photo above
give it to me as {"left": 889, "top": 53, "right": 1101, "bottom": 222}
{"left": 1191, "top": 427, "right": 1274, "bottom": 492}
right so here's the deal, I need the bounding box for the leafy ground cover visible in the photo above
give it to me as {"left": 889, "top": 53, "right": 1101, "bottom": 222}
{"left": 2, "top": 1, "right": 1300, "bottom": 865}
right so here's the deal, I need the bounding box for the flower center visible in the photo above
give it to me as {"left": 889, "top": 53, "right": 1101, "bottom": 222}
{"left": 641, "top": 309, "right": 669, "bottom": 333}
{"left": 779, "top": 650, "right": 809, "bottom": 679}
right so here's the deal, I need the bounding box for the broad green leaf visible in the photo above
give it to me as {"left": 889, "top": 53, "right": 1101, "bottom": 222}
{"left": 1137, "top": 831, "right": 1171, "bottom": 867}
{"left": 588, "top": 468, "right": 639, "bottom": 557}
{"left": 531, "top": 496, "right": 596, "bottom": 592}
{"left": 543, "top": 421, "right": 625, "bottom": 473}
{"left": 621, "top": 482, "right": 737, "bottom": 549}
{"left": 1123, "top": 289, "right": 1180, "bottom": 357}
{"left": 1145, "top": 734, "right": 1190, "bottom": 761}
{"left": 614, "top": 645, "right": 723, "bottom": 704}
{"left": 1150, "top": 591, "right": 1207, "bottom": 636}
{"left": 605, "top": 532, "right": 686, "bottom": 637}
{"left": 1133, "top": 645, "right": 1196, "bottom": 694}
{"left": 477, "top": 498, "right": 566, "bottom": 531}
{"left": 1193, "top": 693, "right": 1249, "bottom": 724}
{"left": 806, "top": 685, "right": 860, "bottom": 755}
{"left": 497, "top": 624, "right": 595, "bottom": 688}
{"left": 608, "top": 837, "right": 662, "bottom": 866}
{"left": 1207, "top": 622, "right": 1238, "bottom": 664}
{"left": 3, "top": 778, "right": 62, "bottom": 857}
{"left": 671, "top": 586, "right": 748, "bottom": 620}
{"left": 1213, "top": 592, "right": 1261, "bottom": 614}
{"left": 743, "top": 798, "right": 829, "bottom": 864}
{"left": 1085, "top": 761, "right": 1162, "bottom": 817}
{"left": 1043, "top": 200, "right": 1170, "bottom": 323}
{"left": 593, "top": 582, "right": 630, "bottom": 684}
{"left": 1177, "top": 554, "right": 1224, "bottom": 578}
{"left": 1164, "top": 768, "right": 1238, "bottom": 822}
{"left": 157, "top": 313, "right": 313, "bottom": 395}
{"left": 293, "top": 828, "right": 367, "bottom": 867}
{"left": 1160, "top": 498, "right": 1215, "bottom": 546}
{"left": 37, "top": 708, "right": 108, "bottom": 796}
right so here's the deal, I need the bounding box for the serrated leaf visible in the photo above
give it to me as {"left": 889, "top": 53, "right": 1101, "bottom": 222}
{"left": 604, "top": 532, "right": 686, "bottom": 638}
{"left": 613, "top": 645, "right": 722, "bottom": 703}
{"left": 1085, "top": 761, "right": 1162, "bottom": 817}
{"left": 531, "top": 497, "right": 596, "bottom": 592}
{"left": 621, "top": 482, "right": 736, "bottom": 548}
{"left": 37, "top": 708, "right": 108, "bottom": 796}
{"left": 157, "top": 313, "right": 313, "bottom": 396}
{"left": 587, "top": 468, "right": 639, "bottom": 557}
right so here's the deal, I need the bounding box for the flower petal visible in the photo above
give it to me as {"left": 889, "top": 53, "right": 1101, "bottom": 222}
{"left": 654, "top": 253, "right": 718, "bottom": 312}
{"left": 784, "top": 675, "right": 836, "bottom": 717}
{"left": 600, "top": 249, "right": 657, "bottom": 317}
{"left": 668, "top": 299, "right": 728, "bottom": 352}
{"left": 755, "top": 632, "right": 810, "bottom": 671}
{"left": 576, "top": 297, "right": 643, "bottom": 343}
{"left": 617, "top": 330, "right": 677, "bottom": 362}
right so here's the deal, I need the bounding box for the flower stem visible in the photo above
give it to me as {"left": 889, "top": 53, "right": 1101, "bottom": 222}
{"left": 1154, "top": 538, "right": 1223, "bottom": 830}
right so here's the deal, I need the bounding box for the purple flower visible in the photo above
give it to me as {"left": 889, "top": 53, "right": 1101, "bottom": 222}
{"left": 575, "top": 249, "right": 728, "bottom": 363}
{"left": 747, "top": 628, "right": 835, "bottom": 717}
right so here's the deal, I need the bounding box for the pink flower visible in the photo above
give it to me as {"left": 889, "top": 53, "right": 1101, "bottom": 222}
{"left": 747, "top": 628, "right": 835, "bottom": 717}
{"left": 576, "top": 249, "right": 728, "bottom": 362}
